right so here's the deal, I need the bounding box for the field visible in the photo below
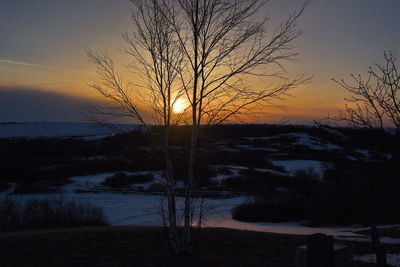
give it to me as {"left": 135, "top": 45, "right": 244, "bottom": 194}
{"left": 0, "top": 122, "right": 399, "bottom": 266}
{"left": 2, "top": 226, "right": 397, "bottom": 267}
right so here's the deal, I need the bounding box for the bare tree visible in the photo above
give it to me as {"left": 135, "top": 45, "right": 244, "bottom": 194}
{"left": 87, "top": 0, "right": 188, "bottom": 254}
{"left": 332, "top": 51, "right": 400, "bottom": 166}
{"left": 88, "top": 0, "right": 310, "bottom": 256}
{"left": 332, "top": 51, "right": 400, "bottom": 267}
{"left": 159, "top": 0, "right": 310, "bottom": 253}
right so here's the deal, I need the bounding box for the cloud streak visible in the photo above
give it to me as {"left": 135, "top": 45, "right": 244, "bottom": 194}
{"left": 0, "top": 86, "right": 98, "bottom": 122}
{"left": 0, "top": 59, "right": 94, "bottom": 74}
{"left": 0, "top": 86, "right": 141, "bottom": 123}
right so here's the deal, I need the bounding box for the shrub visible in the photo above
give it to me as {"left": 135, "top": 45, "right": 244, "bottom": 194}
{"left": 231, "top": 160, "right": 400, "bottom": 225}
{"left": 220, "top": 176, "right": 246, "bottom": 189}
{"left": 0, "top": 197, "right": 107, "bottom": 232}
{"left": 0, "top": 197, "right": 20, "bottom": 231}
{"left": 101, "top": 173, "right": 153, "bottom": 188}
{"left": 292, "top": 167, "right": 321, "bottom": 181}
{"left": 232, "top": 201, "right": 305, "bottom": 222}
{"left": 0, "top": 183, "right": 10, "bottom": 192}
{"left": 13, "top": 182, "right": 58, "bottom": 194}
{"left": 147, "top": 183, "right": 167, "bottom": 192}
{"left": 218, "top": 168, "right": 234, "bottom": 175}
{"left": 194, "top": 167, "right": 218, "bottom": 187}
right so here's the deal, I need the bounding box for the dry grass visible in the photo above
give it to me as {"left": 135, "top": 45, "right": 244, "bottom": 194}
{"left": 0, "top": 226, "right": 392, "bottom": 266}
{"left": 0, "top": 226, "right": 304, "bottom": 267}
{"left": 0, "top": 197, "right": 107, "bottom": 232}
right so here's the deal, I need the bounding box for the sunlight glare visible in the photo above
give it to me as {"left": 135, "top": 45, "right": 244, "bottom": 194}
{"left": 172, "top": 99, "right": 186, "bottom": 113}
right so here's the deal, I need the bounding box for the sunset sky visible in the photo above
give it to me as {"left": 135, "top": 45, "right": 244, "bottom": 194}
{"left": 1, "top": 0, "right": 399, "bottom": 123}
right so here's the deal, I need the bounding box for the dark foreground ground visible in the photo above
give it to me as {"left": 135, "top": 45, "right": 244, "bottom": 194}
{"left": 0, "top": 226, "right": 386, "bottom": 267}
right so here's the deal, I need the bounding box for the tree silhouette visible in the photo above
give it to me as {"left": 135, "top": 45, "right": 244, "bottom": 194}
{"left": 332, "top": 51, "right": 400, "bottom": 266}
{"left": 88, "top": 0, "right": 310, "bottom": 255}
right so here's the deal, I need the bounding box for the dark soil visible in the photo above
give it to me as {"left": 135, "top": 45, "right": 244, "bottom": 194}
{"left": 0, "top": 226, "right": 389, "bottom": 267}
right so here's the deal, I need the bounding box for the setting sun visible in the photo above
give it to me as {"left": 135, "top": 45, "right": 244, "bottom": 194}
{"left": 172, "top": 99, "right": 186, "bottom": 113}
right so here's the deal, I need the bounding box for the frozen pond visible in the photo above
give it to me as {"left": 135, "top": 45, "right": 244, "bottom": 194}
{"left": 0, "top": 172, "right": 380, "bottom": 237}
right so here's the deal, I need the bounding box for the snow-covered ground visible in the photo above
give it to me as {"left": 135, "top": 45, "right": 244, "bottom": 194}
{"left": 210, "top": 219, "right": 366, "bottom": 237}
{"left": 64, "top": 171, "right": 163, "bottom": 192}
{"left": 353, "top": 253, "right": 400, "bottom": 266}
{"left": 210, "top": 165, "right": 287, "bottom": 180}
{"left": 1, "top": 123, "right": 398, "bottom": 247}
{"left": 271, "top": 160, "right": 330, "bottom": 179}
{"left": 337, "top": 235, "right": 400, "bottom": 244}
{"left": 244, "top": 133, "right": 342, "bottom": 151}
{"left": 1, "top": 172, "right": 393, "bottom": 237}
{"left": 0, "top": 122, "right": 138, "bottom": 138}
{"left": 236, "top": 145, "right": 278, "bottom": 152}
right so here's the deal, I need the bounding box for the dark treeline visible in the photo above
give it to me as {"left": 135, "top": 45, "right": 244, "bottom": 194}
{"left": 232, "top": 160, "right": 400, "bottom": 225}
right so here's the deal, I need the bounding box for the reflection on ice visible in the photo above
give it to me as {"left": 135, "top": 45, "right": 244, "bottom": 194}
{"left": 1, "top": 172, "right": 396, "bottom": 238}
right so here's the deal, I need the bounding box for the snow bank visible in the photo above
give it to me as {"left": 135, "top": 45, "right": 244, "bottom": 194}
{"left": 337, "top": 236, "right": 400, "bottom": 244}
{"left": 0, "top": 172, "right": 378, "bottom": 237}
{"left": 209, "top": 219, "right": 365, "bottom": 237}
{"left": 64, "top": 171, "right": 163, "bottom": 192}
{"left": 210, "top": 165, "right": 287, "bottom": 181}
{"left": 236, "top": 145, "right": 277, "bottom": 152}
{"left": 244, "top": 133, "right": 341, "bottom": 151}
{"left": 271, "top": 160, "right": 330, "bottom": 179}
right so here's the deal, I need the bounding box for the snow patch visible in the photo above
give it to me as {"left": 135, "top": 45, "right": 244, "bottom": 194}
{"left": 236, "top": 145, "right": 277, "bottom": 152}
{"left": 209, "top": 219, "right": 367, "bottom": 237}
{"left": 337, "top": 236, "right": 400, "bottom": 244}
{"left": 244, "top": 133, "right": 341, "bottom": 151}
{"left": 271, "top": 160, "right": 330, "bottom": 179}
{"left": 0, "top": 176, "right": 391, "bottom": 237}
{"left": 353, "top": 253, "right": 400, "bottom": 266}
{"left": 216, "top": 146, "right": 241, "bottom": 152}
{"left": 64, "top": 171, "right": 162, "bottom": 193}
{"left": 355, "top": 149, "right": 370, "bottom": 158}
{"left": 210, "top": 165, "right": 287, "bottom": 179}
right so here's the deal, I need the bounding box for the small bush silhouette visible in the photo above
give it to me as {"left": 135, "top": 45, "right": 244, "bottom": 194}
{"left": 0, "top": 197, "right": 107, "bottom": 232}
{"left": 292, "top": 167, "right": 321, "bottom": 180}
{"left": 101, "top": 173, "right": 154, "bottom": 188}
{"left": 13, "top": 182, "right": 57, "bottom": 194}
{"left": 232, "top": 201, "right": 305, "bottom": 222}
{"left": 0, "top": 183, "right": 10, "bottom": 192}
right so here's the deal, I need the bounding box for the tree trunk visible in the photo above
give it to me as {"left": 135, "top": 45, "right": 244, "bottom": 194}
{"left": 163, "top": 126, "right": 183, "bottom": 255}
{"left": 370, "top": 174, "right": 387, "bottom": 267}
{"left": 370, "top": 223, "right": 387, "bottom": 267}
{"left": 389, "top": 130, "right": 400, "bottom": 176}
{"left": 182, "top": 14, "right": 200, "bottom": 254}
{"left": 182, "top": 123, "right": 198, "bottom": 255}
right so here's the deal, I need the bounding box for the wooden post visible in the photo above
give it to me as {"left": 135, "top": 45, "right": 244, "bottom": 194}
{"left": 296, "top": 234, "right": 349, "bottom": 267}
{"left": 307, "top": 234, "right": 334, "bottom": 267}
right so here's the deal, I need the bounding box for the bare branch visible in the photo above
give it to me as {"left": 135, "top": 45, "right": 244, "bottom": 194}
{"left": 331, "top": 51, "right": 400, "bottom": 132}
